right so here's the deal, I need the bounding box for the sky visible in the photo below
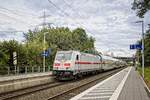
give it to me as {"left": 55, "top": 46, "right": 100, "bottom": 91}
{"left": 0, "top": 0, "right": 149, "bottom": 57}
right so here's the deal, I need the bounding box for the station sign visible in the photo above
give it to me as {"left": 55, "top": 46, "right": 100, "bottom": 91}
{"left": 130, "top": 44, "right": 142, "bottom": 50}
{"left": 41, "top": 48, "right": 51, "bottom": 57}
{"left": 41, "top": 51, "right": 49, "bottom": 57}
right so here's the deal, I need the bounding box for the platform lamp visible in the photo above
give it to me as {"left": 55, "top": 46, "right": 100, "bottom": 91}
{"left": 135, "top": 20, "right": 144, "bottom": 78}
{"left": 43, "top": 32, "right": 48, "bottom": 72}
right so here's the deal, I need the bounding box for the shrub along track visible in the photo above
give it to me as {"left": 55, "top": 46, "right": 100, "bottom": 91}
{"left": 0, "top": 67, "right": 125, "bottom": 100}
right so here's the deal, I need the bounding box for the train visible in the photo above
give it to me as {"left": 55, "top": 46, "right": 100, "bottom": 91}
{"left": 52, "top": 50, "right": 126, "bottom": 80}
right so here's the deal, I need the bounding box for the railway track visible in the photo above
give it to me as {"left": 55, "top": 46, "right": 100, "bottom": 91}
{"left": 47, "top": 67, "right": 125, "bottom": 100}
{"left": 0, "top": 67, "right": 125, "bottom": 100}
{"left": 0, "top": 81, "right": 64, "bottom": 100}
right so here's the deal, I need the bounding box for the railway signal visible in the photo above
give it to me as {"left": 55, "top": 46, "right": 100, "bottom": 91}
{"left": 13, "top": 52, "right": 17, "bottom": 74}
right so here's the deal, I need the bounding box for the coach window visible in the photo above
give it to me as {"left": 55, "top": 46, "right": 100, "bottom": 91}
{"left": 76, "top": 55, "right": 79, "bottom": 61}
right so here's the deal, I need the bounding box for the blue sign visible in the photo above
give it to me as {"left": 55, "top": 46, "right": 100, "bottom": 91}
{"left": 41, "top": 51, "right": 49, "bottom": 57}
{"left": 136, "top": 44, "right": 142, "bottom": 50}
{"left": 41, "top": 48, "right": 51, "bottom": 57}
{"left": 130, "top": 44, "right": 142, "bottom": 50}
{"left": 130, "top": 45, "right": 135, "bottom": 49}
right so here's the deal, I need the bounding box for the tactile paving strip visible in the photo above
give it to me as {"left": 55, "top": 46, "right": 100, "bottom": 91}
{"left": 70, "top": 67, "right": 131, "bottom": 100}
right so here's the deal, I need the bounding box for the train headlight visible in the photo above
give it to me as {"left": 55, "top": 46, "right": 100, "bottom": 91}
{"left": 64, "top": 63, "right": 71, "bottom": 68}
{"left": 53, "top": 63, "right": 60, "bottom": 68}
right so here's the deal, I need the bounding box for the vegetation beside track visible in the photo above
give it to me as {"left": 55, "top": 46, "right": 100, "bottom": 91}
{"left": 137, "top": 66, "right": 150, "bottom": 89}
{"left": 0, "top": 27, "right": 96, "bottom": 75}
{"left": 132, "top": 0, "right": 150, "bottom": 91}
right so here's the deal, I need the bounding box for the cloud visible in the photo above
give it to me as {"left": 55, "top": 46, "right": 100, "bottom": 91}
{"left": 0, "top": 0, "right": 149, "bottom": 57}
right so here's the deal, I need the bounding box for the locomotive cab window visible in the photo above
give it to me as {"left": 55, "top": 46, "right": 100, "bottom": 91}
{"left": 56, "top": 52, "right": 72, "bottom": 61}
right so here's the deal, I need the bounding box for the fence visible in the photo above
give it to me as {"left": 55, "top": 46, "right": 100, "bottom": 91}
{"left": 0, "top": 65, "right": 52, "bottom": 76}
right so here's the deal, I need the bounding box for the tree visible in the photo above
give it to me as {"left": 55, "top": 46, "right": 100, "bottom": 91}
{"left": 144, "top": 29, "right": 150, "bottom": 66}
{"left": 0, "top": 40, "right": 28, "bottom": 74}
{"left": 0, "top": 40, "right": 19, "bottom": 67}
{"left": 132, "top": 1, "right": 150, "bottom": 66}
{"left": 136, "top": 28, "right": 150, "bottom": 66}
{"left": 23, "top": 27, "right": 95, "bottom": 67}
{"left": 132, "top": 0, "right": 150, "bottom": 18}
{"left": 0, "top": 27, "right": 95, "bottom": 73}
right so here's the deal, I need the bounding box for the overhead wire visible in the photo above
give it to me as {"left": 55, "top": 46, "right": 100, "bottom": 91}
{"left": 47, "top": 0, "right": 131, "bottom": 55}
{"left": 0, "top": 12, "right": 30, "bottom": 25}
{"left": 47, "top": 0, "right": 69, "bottom": 16}
{"left": 47, "top": 0, "right": 113, "bottom": 53}
{"left": 63, "top": 0, "right": 98, "bottom": 36}
{"left": 0, "top": 6, "right": 37, "bottom": 18}
{"left": 62, "top": 0, "right": 83, "bottom": 18}
{"left": 47, "top": 0, "right": 96, "bottom": 36}
{"left": 0, "top": 7, "right": 40, "bottom": 33}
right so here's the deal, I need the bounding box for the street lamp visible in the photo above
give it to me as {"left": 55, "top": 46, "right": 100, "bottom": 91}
{"left": 135, "top": 20, "right": 144, "bottom": 78}
{"left": 43, "top": 32, "right": 48, "bottom": 72}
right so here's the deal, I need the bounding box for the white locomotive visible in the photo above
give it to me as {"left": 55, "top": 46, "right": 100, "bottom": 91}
{"left": 53, "top": 51, "right": 125, "bottom": 80}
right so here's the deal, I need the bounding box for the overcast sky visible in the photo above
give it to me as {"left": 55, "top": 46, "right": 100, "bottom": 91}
{"left": 0, "top": 0, "right": 149, "bottom": 57}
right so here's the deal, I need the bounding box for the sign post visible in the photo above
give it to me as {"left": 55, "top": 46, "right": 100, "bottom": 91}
{"left": 130, "top": 44, "right": 142, "bottom": 73}
{"left": 41, "top": 48, "right": 51, "bottom": 72}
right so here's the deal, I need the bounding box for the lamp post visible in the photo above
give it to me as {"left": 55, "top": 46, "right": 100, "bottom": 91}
{"left": 135, "top": 20, "right": 144, "bottom": 78}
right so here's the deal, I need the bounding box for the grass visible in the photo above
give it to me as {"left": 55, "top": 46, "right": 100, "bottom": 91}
{"left": 137, "top": 66, "right": 150, "bottom": 89}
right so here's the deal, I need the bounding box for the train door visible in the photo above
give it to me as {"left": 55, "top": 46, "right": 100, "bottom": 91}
{"left": 100, "top": 56, "right": 103, "bottom": 70}
{"left": 98, "top": 55, "right": 103, "bottom": 70}
{"left": 76, "top": 54, "right": 79, "bottom": 73}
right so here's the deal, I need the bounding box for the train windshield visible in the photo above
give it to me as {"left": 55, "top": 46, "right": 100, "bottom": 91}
{"left": 56, "top": 52, "right": 72, "bottom": 61}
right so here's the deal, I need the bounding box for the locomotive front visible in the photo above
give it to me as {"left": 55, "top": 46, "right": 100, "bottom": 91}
{"left": 53, "top": 51, "right": 75, "bottom": 80}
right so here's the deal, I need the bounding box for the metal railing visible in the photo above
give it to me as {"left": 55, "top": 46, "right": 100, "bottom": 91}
{"left": 0, "top": 65, "right": 52, "bottom": 76}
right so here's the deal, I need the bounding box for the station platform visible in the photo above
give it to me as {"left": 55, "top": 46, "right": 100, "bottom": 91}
{"left": 0, "top": 71, "right": 52, "bottom": 82}
{"left": 0, "top": 71, "right": 53, "bottom": 94}
{"left": 70, "top": 67, "right": 150, "bottom": 100}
